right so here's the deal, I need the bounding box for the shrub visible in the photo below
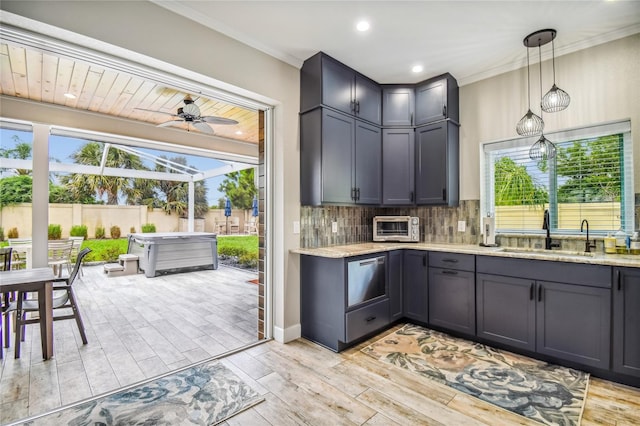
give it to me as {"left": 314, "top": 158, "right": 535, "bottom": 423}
{"left": 141, "top": 223, "right": 156, "bottom": 233}
{"left": 70, "top": 225, "right": 88, "bottom": 238}
{"left": 95, "top": 226, "right": 106, "bottom": 239}
{"left": 48, "top": 224, "right": 62, "bottom": 240}
{"left": 110, "top": 225, "right": 121, "bottom": 239}
{"left": 239, "top": 251, "right": 258, "bottom": 268}
{"left": 7, "top": 227, "right": 19, "bottom": 239}
{"left": 0, "top": 226, "right": 4, "bottom": 241}
{"left": 130, "top": 226, "right": 136, "bottom": 234}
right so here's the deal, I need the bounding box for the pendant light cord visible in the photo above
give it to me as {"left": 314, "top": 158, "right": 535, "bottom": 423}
{"left": 526, "top": 47, "right": 531, "bottom": 107}
{"left": 551, "top": 39, "right": 557, "bottom": 84}
{"left": 538, "top": 44, "right": 544, "bottom": 121}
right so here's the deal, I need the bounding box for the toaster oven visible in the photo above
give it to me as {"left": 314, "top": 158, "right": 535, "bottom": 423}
{"left": 373, "top": 216, "right": 419, "bottom": 242}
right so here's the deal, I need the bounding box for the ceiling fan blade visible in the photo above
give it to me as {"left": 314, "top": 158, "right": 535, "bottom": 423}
{"left": 192, "top": 121, "right": 215, "bottom": 134}
{"left": 201, "top": 116, "right": 239, "bottom": 125}
{"left": 157, "top": 120, "right": 184, "bottom": 128}
{"left": 134, "top": 107, "right": 177, "bottom": 117}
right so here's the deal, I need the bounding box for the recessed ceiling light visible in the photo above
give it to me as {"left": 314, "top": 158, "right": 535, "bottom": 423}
{"left": 63, "top": 93, "right": 76, "bottom": 99}
{"left": 412, "top": 65, "right": 424, "bottom": 73}
{"left": 356, "top": 20, "right": 370, "bottom": 32}
{"left": 235, "top": 131, "right": 243, "bottom": 135}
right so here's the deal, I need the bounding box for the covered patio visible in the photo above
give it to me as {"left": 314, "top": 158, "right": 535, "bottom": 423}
{"left": 0, "top": 263, "right": 259, "bottom": 424}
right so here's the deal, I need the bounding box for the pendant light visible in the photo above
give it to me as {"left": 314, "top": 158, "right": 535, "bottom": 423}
{"left": 529, "top": 42, "right": 557, "bottom": 161}
{"left": 541, "top": 37, "right": 570, "bottom": 112}
{"left": 516, "top": 45, "right": 544, "bottom": 136}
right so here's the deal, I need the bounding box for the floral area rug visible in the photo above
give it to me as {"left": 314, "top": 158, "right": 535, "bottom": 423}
{"left": 23, "top": 360, "right": 263, "bottom": 425}
{"left": 362, "top": 324, "right": 589, "bottom": 426}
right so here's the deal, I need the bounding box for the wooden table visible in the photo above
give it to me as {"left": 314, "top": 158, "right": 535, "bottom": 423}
{"left": 1, "top": 268, "right": 55, "bottom": 359}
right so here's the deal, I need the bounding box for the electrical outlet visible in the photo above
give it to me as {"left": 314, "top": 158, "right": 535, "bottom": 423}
{"left": 293, "top": 221, "right": 300, "bottom": 234}
{"left": 332, "top": 221, "right": 338, "bottom": 233}
{"left": 457, "top": 220, "right": 466, "bottom": 232}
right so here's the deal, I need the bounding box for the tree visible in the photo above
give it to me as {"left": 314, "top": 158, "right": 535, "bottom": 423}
{"left": 218, "top": 169, "right": 257, "bottom": 210}
{"left": 61, "top": 142, "right": 147, "bottom": 205}
{"left": 154, "top": 156, "right": 209, "bottom": 218}
{"left": 0, "top": 135, "right": 32, "bottom": 176}
{"left": 494, "top": 157, "right": 547, "bottom": 206}
{"left": 0, "top": 175, "right": 33, "bottom": 207}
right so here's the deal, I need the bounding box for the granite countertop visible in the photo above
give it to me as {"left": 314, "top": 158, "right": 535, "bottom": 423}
{"left": 292, "top": 242, "right": 640, "bottom": 268}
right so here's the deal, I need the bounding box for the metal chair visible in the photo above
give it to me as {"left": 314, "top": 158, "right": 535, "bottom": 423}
{"left": 8, "top": 248, "right": 91, "bottom": 358}
{"left": 8, "top": 238, "right": 31, "bottom": 270}
{"left": 69, "top": 236, "right": 85, "bottom": 276}
{"left": 48, "top": 240, "right": 74, "bottom": 277}
{"left": 0, "top": 247, "right": 12, "bottom": 359}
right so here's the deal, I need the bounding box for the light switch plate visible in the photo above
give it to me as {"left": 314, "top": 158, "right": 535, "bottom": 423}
{"left": 293, "top": 221, "right": 300, "bottom": 234}
{"left": 332, "top": 221, "right": 338, "bottom": 233}
{"left": 457, "top": 220, "right": 466, "bottom": 232}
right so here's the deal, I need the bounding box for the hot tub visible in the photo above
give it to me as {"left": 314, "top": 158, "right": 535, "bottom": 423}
{"left": 127, "top": 232, "right": 218, "bottom": 277}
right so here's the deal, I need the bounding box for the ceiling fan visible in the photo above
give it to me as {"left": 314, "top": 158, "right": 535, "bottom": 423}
{"left": 135, "top": 95, "right": 238, "bottom": 134}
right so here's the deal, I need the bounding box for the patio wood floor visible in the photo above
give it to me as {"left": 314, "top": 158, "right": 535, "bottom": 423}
{"left": 0, "top": 264, "right": 259, "bottom": 424}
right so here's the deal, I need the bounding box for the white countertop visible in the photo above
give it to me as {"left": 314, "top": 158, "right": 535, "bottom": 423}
{"left": 292, "top": 242, "right": 640, "bottom": 268}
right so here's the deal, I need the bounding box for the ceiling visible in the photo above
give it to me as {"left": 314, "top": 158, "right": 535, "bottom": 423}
{"left": 156, "top": 0, "right": 640, "bottom": 85}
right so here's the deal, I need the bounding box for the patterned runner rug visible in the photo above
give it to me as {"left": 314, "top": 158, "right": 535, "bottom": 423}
{"left": 22, "top": 359, "right": 263, "bottom": 425}
{"left": 362, "top": 324, "right": 589, "bottom": 426}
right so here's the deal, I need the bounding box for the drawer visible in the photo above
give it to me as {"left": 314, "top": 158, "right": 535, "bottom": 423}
{"left": 429, "top": 252, "right": 475, "bottom": 271}
{"left": 345, "top": 298, "right": 389, "bottom": 343}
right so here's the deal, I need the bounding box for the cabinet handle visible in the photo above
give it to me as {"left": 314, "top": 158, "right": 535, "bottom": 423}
{"left": 350, "top": 100, "right": 356, "bottom": 113}
{"left": 442, "top": 105, "right": 447, "bottom": 117}
{"left": 365, "top": 316, "right": 377, "bottom": 323}
{"left": 442, "top": 270, "right": 458, "bottom": 275}
{"left": 529, "top": 283, "right": 534, "bottom": 300}
{"left": 442, "top": 258, "right": 459, "bottom": 263}
{"left": 356, "top": 101, "right": 360, "bottom": 113}
{"left": 351, "top": 187, "right": 356, "bottom": 200}
{"left": 422, "top": 254, "right": 427, "bottom": 267}
{"left": 410, "top": 112, "right": 414, "bottom": 126}
{"left": 356, "top": 188, "right": 360, "bottom": 201}
{"left": 442, "top": 188, "right": 447, "bottom": 201}
{"left": 538, "top": 285, "right": 543, "bottom": 302}
{"left": 617, "top": 270, "right": 622, "bottom": 291}
{"left": 410, "top": 191, "right": 414, "bottom": 202}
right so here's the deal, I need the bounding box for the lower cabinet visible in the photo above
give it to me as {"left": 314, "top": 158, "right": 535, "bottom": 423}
{"left": 613, "top": 267, "right": 640, "bottom": 378}
{"left": 403, "top": 250, "right": 428, "bottom": 323}
{"left": 428, "top": 252, "right": 475, "bottom": 335}
{"left": 388, "top": 250, "right": 404, "bottom": 322}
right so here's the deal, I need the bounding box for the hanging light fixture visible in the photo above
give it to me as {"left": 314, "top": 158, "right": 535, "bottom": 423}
{"left": 541, "top": 35, "right": 570, "bottom": 112}
{"left": 529, "top": 38, "right": 557, "bottom": 161}
{"left": 516, "top": 43, "right": 543, "bottom": 136}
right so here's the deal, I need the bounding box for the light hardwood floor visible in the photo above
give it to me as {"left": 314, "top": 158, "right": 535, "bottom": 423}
{"left": 0, "top": 264, "right": 260, "bottom": 424}
{"left": 218, "top": 325, "right": 640, "bottom": 426}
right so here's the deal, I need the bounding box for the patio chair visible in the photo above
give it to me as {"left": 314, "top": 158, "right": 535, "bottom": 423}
{"left": 245, "top": 217, "right": 258, "bottom": 235}
{"left": 229, "top": 217, "right": 240, "bottom": 234}
{"left": 8, "top": 248, "right": 91, "bottom": 358}
{"left": 48, "top": 240, "right": 74, "bottom": 277}
{"left": 0, "top": 247, "right": 12, "bottom": 359}
{"left": 69, "top": 236, "right": 85, "bottom": 276}
{"left": 8, "top": 238, "right": 31, "bottom": 270}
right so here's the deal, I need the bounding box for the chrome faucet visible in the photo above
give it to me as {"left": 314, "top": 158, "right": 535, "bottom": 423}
{"left": 542, "top": 209, "right": 560, "bottom": 250}
{"left": 581, "top": 219, "right": 596, "bottom": 253}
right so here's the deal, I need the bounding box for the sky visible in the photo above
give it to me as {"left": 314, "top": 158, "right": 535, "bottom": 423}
{"left": 0, "top": 127, "right": 244, "bottom": 207}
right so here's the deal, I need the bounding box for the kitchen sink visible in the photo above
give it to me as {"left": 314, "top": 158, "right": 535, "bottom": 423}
{"left": 497, "top": 247, "right": 597, "bottom": 258}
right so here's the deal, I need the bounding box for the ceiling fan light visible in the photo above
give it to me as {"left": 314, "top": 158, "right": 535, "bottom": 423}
{"left": 541, "top": 84, "right": 570, "bottom": 112}
{"left": 516, "top": 109, "right": 544, "bottom": 136}
{"left": 529, "top": 134, "right": 557, "bottom": 160}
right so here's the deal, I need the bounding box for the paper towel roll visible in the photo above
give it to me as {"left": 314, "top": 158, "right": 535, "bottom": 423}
{"left": 483, "top": 215, "right": 496, "bottom": 246}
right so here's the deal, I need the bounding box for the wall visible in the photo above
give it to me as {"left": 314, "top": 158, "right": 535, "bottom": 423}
{"left": 0, "top": 1, "right": 301, "bottom": 342}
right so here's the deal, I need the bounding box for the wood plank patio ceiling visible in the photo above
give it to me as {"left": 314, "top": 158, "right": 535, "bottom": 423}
{"left": 0, "top": 42, "right": 259, "bottom": 144}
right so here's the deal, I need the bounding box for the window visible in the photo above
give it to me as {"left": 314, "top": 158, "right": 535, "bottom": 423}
{"left": 482, "top": 120, "right": 633, "bottom": 235}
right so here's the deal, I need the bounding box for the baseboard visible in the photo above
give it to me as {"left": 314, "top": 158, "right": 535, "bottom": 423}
{"left": 273, "top": 323, "right": 301, "bottom": 343}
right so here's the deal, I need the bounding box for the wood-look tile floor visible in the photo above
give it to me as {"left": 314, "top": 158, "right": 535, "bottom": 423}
{"left": 217, "top": 325, "right": 640, "bottom": 426}
{"left": 0, "top": 264, "right": 260, "bottom": 424}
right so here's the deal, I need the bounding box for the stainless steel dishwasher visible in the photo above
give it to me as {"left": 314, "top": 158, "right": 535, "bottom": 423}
{"left": 347, "top": 255, "right": 386, "bottom": 308}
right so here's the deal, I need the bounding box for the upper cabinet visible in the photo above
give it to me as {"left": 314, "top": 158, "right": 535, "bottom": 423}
{"left": 415, "top": 73, "right": 459, "bottom": 125}
{"left": 300, "top": 52, "right": 382, "bottom": 125}
{"left": 382, "top": 86, "right": 415, "bottom": 126}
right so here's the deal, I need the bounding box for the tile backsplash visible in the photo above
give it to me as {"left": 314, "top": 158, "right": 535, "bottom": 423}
{"left": 300, "top": 194, "right": 640, "bottom": 250}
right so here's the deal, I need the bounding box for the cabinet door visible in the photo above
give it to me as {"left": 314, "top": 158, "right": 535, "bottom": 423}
{"left": 476, "top": 273, "right": 536, "bottom": 352}
{"left": 403, "top": 250, "right": 428, "bottom": 323}
{"left": 321, "top": 56, "right": 354, "bottom": 116}
{"left": 355, "top": 74, "right": 382, "bottom": 125}
{"left": 321, "top": 109, "right": 354, "bottom": 204}
{"left": 415, "top": 121, "right": 459, "bottom": 206}
{"left": 354, "top": 120, "right": 381, "bottom": 204}
{"left": 613, "top": 268, "right": 640, "bottom": 378}
{"left": 429, "top": 267, "right": 475, "bottom": 335}
{"left": 415, "top": 78, "right": 447, "bottom": 125}
{"left": 388, "top": 250, "right": 403, "bottom": 322}
{"left": 382, "top": 128, "right": 414, "bottom": 205}
{"left": 537, "top": 280, "right": 611, "bottom": 369}
{"left": 382, "top": 86, "right": 414, "bottom": 126}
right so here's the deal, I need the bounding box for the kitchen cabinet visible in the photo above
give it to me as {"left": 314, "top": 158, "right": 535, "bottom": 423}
{"left": 382, "top": 85, "right": 415, "bottom": 126}
{"left": 382, "top": 128, "right": 414, "bottom": 205}
{"left": 388, "top": 250, "right": 404, "bottom": 322}
{"left": 300, "top": 254, "right": 390, "bottom": 352}
{"left": 300, "top": 108, "right": 381, "bottom": 206}
{"left": 403, "top": 250, "right": 428, "bottom": 323}
{"left": 415, "top": 120, "right": 459, "bottom": 206}
{"left": 300, "top": 52, "right": 382, "bottom": 125}
{"left": 476, "top": 256, "right": 611, "bottom": 369}
{"left": 415, "top": 73, "right": 459, "bottom": 125}
{"left": 428, "top": 252, "right": 475, "bottom": 336}
{"left": 613, "top": 267, "right": 640, "bottom": 378}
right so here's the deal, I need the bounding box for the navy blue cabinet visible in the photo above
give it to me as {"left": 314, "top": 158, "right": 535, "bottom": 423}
{"left": 388, "top": 250, "right": 404, "bottom": 322}
{"left": 415, "top": 73, "right": 459, "bottom": 125}
{"left": 382, "top": 85, "right": 415, "bottom": 126}
{"left": 403, "top": 250, "right": 429, "bottom": 323}
{"left": 613, "top": 267, "right": 640, "bottom": 378}
{"left": 382, "top": 128, "right": 415, "bottom": 205}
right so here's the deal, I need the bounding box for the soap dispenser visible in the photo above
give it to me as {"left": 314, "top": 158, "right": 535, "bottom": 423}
{"left": 480, "top": 213, "right": 497, "bottom": 247}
